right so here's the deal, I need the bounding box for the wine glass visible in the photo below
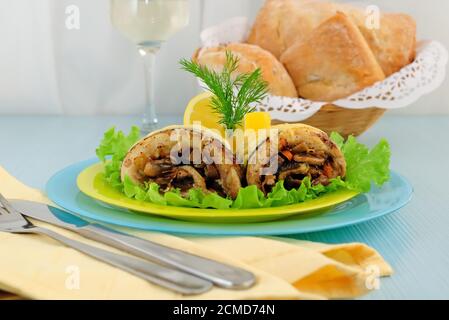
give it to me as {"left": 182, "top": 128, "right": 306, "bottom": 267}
{"left": 111, "top": 0, "right": 190, "bottom": 133}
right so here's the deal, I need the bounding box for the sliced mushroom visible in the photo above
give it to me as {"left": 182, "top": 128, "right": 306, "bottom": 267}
{"left": 204, "top": 165, "right": 219, "bottom": 179}
{"left": 284, "top": 176, "right": 303, "bottom": 189}
{"left": 216, "top": 164, "right": 242, "bottom": 199}
{"left": 176, "top": 166, "right": 207, "bottom": 192}
{"left": 133, "top": 155, "right": 148, "bottom": 172}
{"left": 143, "top": 162, "right": 163, "bottom": 177}
{"left": 313, "top": 175, "right": 330, "bottom": 186}
{"left": 262, "top": 175, "right": 277, "bottom": 194}
{"left": 293, "top": 155, "right": 325, "bottom": 166}
{"left": 291, "top": 142, "right": 312, "bottom": 154}
{"left": 278, "top": 163, "right": 310, "bottom": 180}
{"left": 143, "top": 158, "right": 175, "bottom": 177}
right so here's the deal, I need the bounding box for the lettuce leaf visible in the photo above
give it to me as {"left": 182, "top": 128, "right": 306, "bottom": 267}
{"left": 330, "top": 132, "right": 391, "bottom": 193}
{"left": 96, "top": 126, "right": 141, "bottom": 190}
{"left": 96, "top": 127, "right": 391, "bottom": 209}
{"left": 124, "top": 176, "right": 232, "bottom": 209}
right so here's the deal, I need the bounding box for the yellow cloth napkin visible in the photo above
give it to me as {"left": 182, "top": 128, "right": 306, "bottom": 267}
{"left": 0, "top": 165, "right": 392, "bottom": 300}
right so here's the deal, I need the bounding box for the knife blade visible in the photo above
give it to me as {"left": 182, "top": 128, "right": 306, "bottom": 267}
{"left": 10, "top": 200, "right": 256, "bottom": 289}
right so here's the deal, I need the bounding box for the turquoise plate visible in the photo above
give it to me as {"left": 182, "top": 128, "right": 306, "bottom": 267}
{"left": 46, "top": 159, "right": 413, "bottom": 236}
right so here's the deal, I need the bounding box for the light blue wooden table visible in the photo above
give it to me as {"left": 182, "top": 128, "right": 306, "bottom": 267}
{"left": 0, "top": 115, "right": 448, "bottom": 299}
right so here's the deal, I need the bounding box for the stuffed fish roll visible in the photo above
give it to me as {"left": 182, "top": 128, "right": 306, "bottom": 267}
{"left": 246, "top": 124, "right": 346, "bottom": 194}
{"left": 121, "top": 126, "right": 242, "bottom": 199}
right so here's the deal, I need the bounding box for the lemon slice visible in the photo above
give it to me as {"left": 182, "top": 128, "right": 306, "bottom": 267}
{"left": 183, "top": 92, "right": 225, "bottom": 137}
{"left": 184, "top": 94, "right": 272, "bottom": 159}
{"left": 244, "top": 111, "right": 272, "bottom": 132}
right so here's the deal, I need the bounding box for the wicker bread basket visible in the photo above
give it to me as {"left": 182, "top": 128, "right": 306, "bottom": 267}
{"left": 272, "top": 105, "right": 386, "bottom": 138}
{"left": 198, "top": 14, "right": 447, "bottom": 139}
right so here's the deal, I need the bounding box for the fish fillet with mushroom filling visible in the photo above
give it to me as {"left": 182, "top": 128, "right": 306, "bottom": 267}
{"left": 121, "top": 126, "right": 243, "bottom": 199}
{"left": 247, "top": 124, "right": 346, "bottom": 194}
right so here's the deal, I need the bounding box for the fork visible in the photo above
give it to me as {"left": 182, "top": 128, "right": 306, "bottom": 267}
{"left": 0, "top": 194, "right": 212, "bottom": 295}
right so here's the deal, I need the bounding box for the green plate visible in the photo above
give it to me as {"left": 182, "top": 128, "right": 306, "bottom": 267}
{"left": 76, "top": 162, "right": 359, "bottom": 223}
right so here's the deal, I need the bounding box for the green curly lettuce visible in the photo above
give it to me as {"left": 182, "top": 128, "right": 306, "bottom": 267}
{"left": 95, "top": 127, "right": 391, "bottom": 209}
{"left": 95, "top": 126, "right": 141, "bottom": 189}
{"left": 330, "top": 132, "right": 391, "bottom": 193}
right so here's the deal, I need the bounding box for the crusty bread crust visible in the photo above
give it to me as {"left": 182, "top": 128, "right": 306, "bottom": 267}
{"left": 280, "top": 12, "right": 385, "bottom": 101}
{"left": 347, "top": 11, "right": 416, "bottom": 76}
{"left": 248, "top": 0, "right": 416, "bottom": 76}
{"left": 246, "top": 0, "right": 290, "bottom": 59}
{"left": 247, "top": 0, "right": 343, "bottom": 59}
{"left": 193, "top": 43, "right": 298, "bottom": 97}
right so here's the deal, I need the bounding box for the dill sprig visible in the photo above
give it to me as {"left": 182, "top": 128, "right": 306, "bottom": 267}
{"left": 180, "top": 51, "right": 269, "bottom": 130}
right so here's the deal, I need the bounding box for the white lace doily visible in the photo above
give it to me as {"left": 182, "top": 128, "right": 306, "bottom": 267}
{"left": 200, "top": 17, "right": 448, "bottom": 122}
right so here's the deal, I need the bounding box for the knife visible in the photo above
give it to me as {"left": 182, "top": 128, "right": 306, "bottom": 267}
{"left": 10, "top": 200, "right": 256, "bottom": 289}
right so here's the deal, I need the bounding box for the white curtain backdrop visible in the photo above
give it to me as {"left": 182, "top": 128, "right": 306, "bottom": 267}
{"left": 0, "top": 0, "right": 447, "bottom": 115}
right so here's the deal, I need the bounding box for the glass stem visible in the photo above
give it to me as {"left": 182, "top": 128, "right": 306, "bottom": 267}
{"left": 139, "top": 46, "right": 160, "bottom": 134}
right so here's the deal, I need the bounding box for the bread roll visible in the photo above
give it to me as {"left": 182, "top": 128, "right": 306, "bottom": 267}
{"left": 280, "top": 12, "right": 385, "bottom": 101}
{"left": 193, "top": 43, "right": 298, "bottom": 97}
{"left": 248, "top": 0, "right": 416, "bottom": 76}
{"left": 345, "top": 9, "right": 416, "bottom": 76}
{"left": 247, "top": 0, "right": 296, "bottom": 59}
{"left": 247, "top": 0, "right": 345, "bottom": 59}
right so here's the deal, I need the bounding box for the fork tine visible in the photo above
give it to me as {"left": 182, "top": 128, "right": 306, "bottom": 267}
{"left": 0, "top": 193, "right": 17, "bottom": 215}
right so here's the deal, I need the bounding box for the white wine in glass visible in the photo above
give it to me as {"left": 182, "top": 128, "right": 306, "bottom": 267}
{"left": 111, "top": 0, "right": 190, "bottom": 133}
